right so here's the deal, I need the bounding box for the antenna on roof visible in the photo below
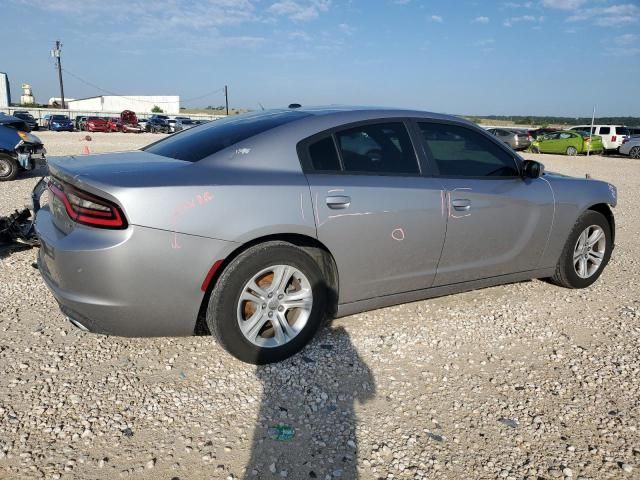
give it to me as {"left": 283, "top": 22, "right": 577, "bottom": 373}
{"left": 288, "top": 103, "right": 302, "bottom": 109}
{"left": 258, "top": 102, "right": 265, "bottom": 111}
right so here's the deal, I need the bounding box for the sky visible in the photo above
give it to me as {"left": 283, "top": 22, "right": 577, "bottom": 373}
{"left": 1, "top": 0, "right": 639, "bottom": 117}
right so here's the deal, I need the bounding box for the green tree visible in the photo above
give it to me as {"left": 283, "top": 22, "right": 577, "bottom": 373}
{"left": 151, "top": 105, "right": 164, "bottom": 113}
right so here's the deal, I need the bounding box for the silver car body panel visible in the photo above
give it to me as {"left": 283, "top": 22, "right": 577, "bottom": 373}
{"left": 34, "top": 107, "right": 617, "bottom": 337}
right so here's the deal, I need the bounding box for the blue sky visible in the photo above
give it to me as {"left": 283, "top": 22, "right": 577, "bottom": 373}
{"left": 2, "top": 0, "right": 639, "bottom": 116}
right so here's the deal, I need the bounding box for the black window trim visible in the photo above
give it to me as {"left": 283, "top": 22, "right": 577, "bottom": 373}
{"left": 412, "top": 118, "right": 523, "bottom": 180}
{"left": 297, "top": 117, "right": 427, "bottom": 177}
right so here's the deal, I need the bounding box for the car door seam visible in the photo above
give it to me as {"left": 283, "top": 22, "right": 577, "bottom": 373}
{"left": 537, "top": 176, "right": 556, "bottom": 267}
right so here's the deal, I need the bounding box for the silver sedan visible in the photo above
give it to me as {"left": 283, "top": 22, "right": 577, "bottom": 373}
{"left": 619, "top": 137, "right": 640, "bottom": 159}
{"left": 34, "top": 107, "right": 617, "bottom": 363}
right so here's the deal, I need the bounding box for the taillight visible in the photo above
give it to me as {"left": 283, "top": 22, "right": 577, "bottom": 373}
{"left": 611, "top": 135, "right": 617, "bottom": 142}
{"left": 48, "top": 180, "right": 127, "bottom": 229}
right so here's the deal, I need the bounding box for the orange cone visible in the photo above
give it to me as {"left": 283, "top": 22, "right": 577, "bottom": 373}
{"left": 82, "top": 146, "right": 90, "bottom": 155}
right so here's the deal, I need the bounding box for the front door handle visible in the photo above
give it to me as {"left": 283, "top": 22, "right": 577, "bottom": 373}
{"left": 326, "top": 195, "right": 351, "bottom": 209}
{"left": 451, "top": 198, "right": 471, "bottom": 211}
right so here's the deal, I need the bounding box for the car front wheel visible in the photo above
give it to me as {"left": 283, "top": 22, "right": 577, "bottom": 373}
{"left": 566, "top": 146, "right": 578, "bottom": 156}
{"left": 550, "top": 210, "right": 612, "bottom": 289}
{"left": 630, "top": 146, "right": 640, "bottom": 159}
{"left": 206, "top": 241, "right": 327, "bottom": 364}
{"left": 0, "top": 155, "right": 18, "bottom": 181}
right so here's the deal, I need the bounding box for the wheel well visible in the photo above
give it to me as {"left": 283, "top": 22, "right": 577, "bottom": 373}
{"left": 194, "top": 233, "right": 339, "bottom": 335}
{"left": 588, "top": 203, "right": 615, "bottom": 244}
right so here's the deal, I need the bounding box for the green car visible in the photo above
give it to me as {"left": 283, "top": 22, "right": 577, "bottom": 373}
{"left": 531, "top": 130, "right": 603, "bottom": 156}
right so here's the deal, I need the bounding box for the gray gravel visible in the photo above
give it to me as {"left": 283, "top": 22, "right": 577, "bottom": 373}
{"left": 1, "top": 132, "right": 639, "bottom": 479}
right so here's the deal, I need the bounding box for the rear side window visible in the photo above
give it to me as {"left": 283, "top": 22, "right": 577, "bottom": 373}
{"left": 419, "top": 122, "right": 519, "bottom": 178}
{"left": 335, "top": 123, "right": 420, "bottom": 175}
{"left": 308, "top": 137, "right": 341, "bottom": 171}
{"left": 616, "top": 126, "right": 630, "bottom": 136}
{"left": 144, "top": 111, "right": 310, "bottom": 162}
{"left": 599, "top": 127, "right": 610, "bottom": 135}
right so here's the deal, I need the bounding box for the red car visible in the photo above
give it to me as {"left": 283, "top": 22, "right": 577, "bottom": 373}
{"left": 117, "top": 110, "right": 143, "bottom": 133}
{"left": 105, "top": 118, "right": 119, "bottom": 132}
{"left": 84, "top": 116, "right": 109, "bottom": 132}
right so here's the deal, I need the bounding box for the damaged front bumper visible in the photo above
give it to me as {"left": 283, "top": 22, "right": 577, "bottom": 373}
{"left": 16, "top": 139, "right": 47, "bottom": 170}
{"left": 0, "top": 176, "right": 48, "bottom": 249}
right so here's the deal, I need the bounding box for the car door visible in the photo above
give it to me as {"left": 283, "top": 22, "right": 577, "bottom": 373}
{"left": 543, "top": 132, "right": 563, "bottom": 153}
{"left": 299, "top": 120, "right": 447, "bottom": 304}
{"left": 415, "top": 120, "right": 554, "bottom": 286}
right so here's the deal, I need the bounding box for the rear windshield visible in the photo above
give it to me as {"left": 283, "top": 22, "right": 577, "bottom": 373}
{"left": 143, "top": 111, "right": 311, "bottom": 162}
{"left": 616, "top": 126, "right": 630, "bottom": 136}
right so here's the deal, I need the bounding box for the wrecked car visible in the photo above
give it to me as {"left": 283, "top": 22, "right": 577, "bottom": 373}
{"left": 0, "top": 114, "right": 46, "bottom": 181}
{"left": 117, "top": 110, "right": 143, "bottom": 133}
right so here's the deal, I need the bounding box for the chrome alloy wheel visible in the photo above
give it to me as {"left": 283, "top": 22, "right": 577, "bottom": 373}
{"left": 0, "top": 159, "right": 11, "bottom": 177}
{"left": 573, "top": 225, "right": 606, "bottom": 279}
{"left": 237, "top": 265, "right": 313, "bottom": 348}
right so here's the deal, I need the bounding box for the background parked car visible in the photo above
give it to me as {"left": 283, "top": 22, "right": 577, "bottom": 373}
{"left": 138, "top": 118, "right": 149, "bottom": 130}
{"left": 48, "top": 115, "right": 74, "bottom": 132}
{"left": 105, "top": 117, "right": 120, "bottom": 132}
{"left": 84, "top": 116, "right": 109, "bottom": 132}
{"left": 486, "top": 128, "right": 531, "bottom": 151}
{"left": 569, "top": 125, "right": 629, "bottom": 152}
{"left": 627, "top": 126, "right": 640, "bottom": 138}
{"left": 145, "top": 117, "right": 170, "bottom": 133}
{"left": 619, "top": 137, "right": 640, "bottom": 159}
{"left": 531, "top": 130, "right": 603, "bottom": 155}
{"left": 168, "top": 119, "right": 176, "bottom": 133}
{"left": 0, "top": 115, "right": 46, "bottom": 181}
{"left": 12, "top": 111, "right": 38, "bottom": 132}
{"left": 174, "top": 119, "right": 196, "bottom": 132}
{"left": 529, "top": 127, "right": 558, "bottom": 139}
{"left": 74, "top": 116, "right": 87, "bottom": 131}
{"left": 41, "top": 114, "right": 51, "bottom": 130}
{"left": 117, "top": 110, "right": 143, "bottom": 133}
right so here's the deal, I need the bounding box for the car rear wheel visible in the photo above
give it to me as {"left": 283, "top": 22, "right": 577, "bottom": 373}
{"left": 550, "top": 210, "right": 612, "bottom": 289}
{"left": 566, "top": 146, "right": 578, "bottom": 156}
{"left": 206, "top": 241, "right": 327, "bottom": 364}
{"left": 630, "top": 146, "right": 640, "bottom": 159}
{"left": 0, "top": 155, "right": 18, "bottom": 181}
{"left": 531, "top": 146, "right": 540, "bottom": 154}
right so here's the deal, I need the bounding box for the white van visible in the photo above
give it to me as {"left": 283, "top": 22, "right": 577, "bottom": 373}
{"left": 569, "top": 125, "right": 630, "bottom": 152}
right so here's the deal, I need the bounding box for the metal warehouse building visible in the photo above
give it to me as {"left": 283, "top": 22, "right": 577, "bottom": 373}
{"left": 67, "top": 95, "right": 180, "bottom": 114}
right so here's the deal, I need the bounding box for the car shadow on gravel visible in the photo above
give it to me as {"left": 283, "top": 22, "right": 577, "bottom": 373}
{"left": 244, "top": 326, "right": 375, "bottom": 479}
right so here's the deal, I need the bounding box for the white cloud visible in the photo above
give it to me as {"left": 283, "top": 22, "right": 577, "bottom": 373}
{"left": 268, "top": 0, "right": 331, "bottom": 22}
{"left": 568, "top": 3, "right": 640, "bottom": 27}
{"left": 504, "top": 15, "right": 544, "bottom": 27}
{"left": 394, "top": 0, "right": 411, "bottom": 4}
{"left": 613, "top": 33, "right": 638, "bottom": 45}
{"left": 504, "top": 2, "right": 532, "bottom": 8}
{"left": 338, "top": 23, "right": 355, "bottom": 35}
{"left": 473, "top": 16, "right": 490, "bottom": 24}
{"left": 474, "top": 38, "right": 495, "bottom": 47}
{"left": 542, "top": 0, "right": 586, "bottom": 9}
{"left": 430, "top": 15, "right": 443, "bottom": 23}
{"left": 288, "top": 30, "right": 311, "bottom": 41}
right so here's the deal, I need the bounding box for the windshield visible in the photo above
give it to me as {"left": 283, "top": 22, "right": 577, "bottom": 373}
{"left": 15, "top": 113, "right": 34, "bottom": 120}
{"left": 143, "top": 111, "right": 311, "bottom": 162}
{"left": 51, "top": 115, "right": 70, "bottom": 121}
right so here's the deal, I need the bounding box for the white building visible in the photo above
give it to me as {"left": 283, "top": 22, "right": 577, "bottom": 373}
{"left": 67, "top": 95, "right": 180, "bottom": 114}
{"left": 0, "top": 72, "right": 11, "bottom": 108}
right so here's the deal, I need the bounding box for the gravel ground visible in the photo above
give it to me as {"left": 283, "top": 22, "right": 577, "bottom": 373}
{"left": 1, "top": 132, "right": 639, "bottom": 480}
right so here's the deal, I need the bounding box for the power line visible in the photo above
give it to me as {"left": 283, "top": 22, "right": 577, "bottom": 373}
{"left": 61, "top": 68, "right": 226, "bottom": 104}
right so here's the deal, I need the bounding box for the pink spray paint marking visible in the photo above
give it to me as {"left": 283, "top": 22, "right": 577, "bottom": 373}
{"left": 391, "top": 228, "right": 405, "bottom": 241}
{"left": 170, "top": 191, "right": 213, "bottom": 249}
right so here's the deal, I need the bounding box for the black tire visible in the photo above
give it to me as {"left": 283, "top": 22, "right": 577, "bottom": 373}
{"left": 0, "top": 155, "right": 19, "bottom": 181}
{"left": 531, "top": 146, "right": 540, "bottom": 154}
{"left": 206, "top": 241, "right": 327, "bottom": 364}
{"left": 550, "top": 210, "right": 612, "bottom": 289}
{"left": 630, "top": 146, "right": 640, "bottom": 159}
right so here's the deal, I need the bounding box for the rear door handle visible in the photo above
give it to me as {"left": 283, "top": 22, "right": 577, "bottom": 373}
{"left": 326, "top": 195, "right": 351, "bottom": 209}
{"left": 451, "top": 198, "right": 471, "bottom": 211}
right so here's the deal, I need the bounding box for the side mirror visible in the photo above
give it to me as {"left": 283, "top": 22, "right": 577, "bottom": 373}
{"left": 522, "top": 159, "right": 544, "bottom": 178}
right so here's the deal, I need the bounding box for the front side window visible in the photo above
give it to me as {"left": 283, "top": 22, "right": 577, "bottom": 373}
{"left": 334, "top": 122, "right": 420, "bottom": 175}
{"left": 418, "top": 122, "right": 519, "bottom": 178}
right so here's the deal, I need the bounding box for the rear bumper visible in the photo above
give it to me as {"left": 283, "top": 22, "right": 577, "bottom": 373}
{"left": 35, "top": 206, "right": 236, "bottom": 337}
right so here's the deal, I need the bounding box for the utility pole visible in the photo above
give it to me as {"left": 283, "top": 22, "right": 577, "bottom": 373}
{"left": 51, "top": 41, "right": 65, "bottom": 108}
{"left": 224, "top": 85, "right": 229, "bottom": 116}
